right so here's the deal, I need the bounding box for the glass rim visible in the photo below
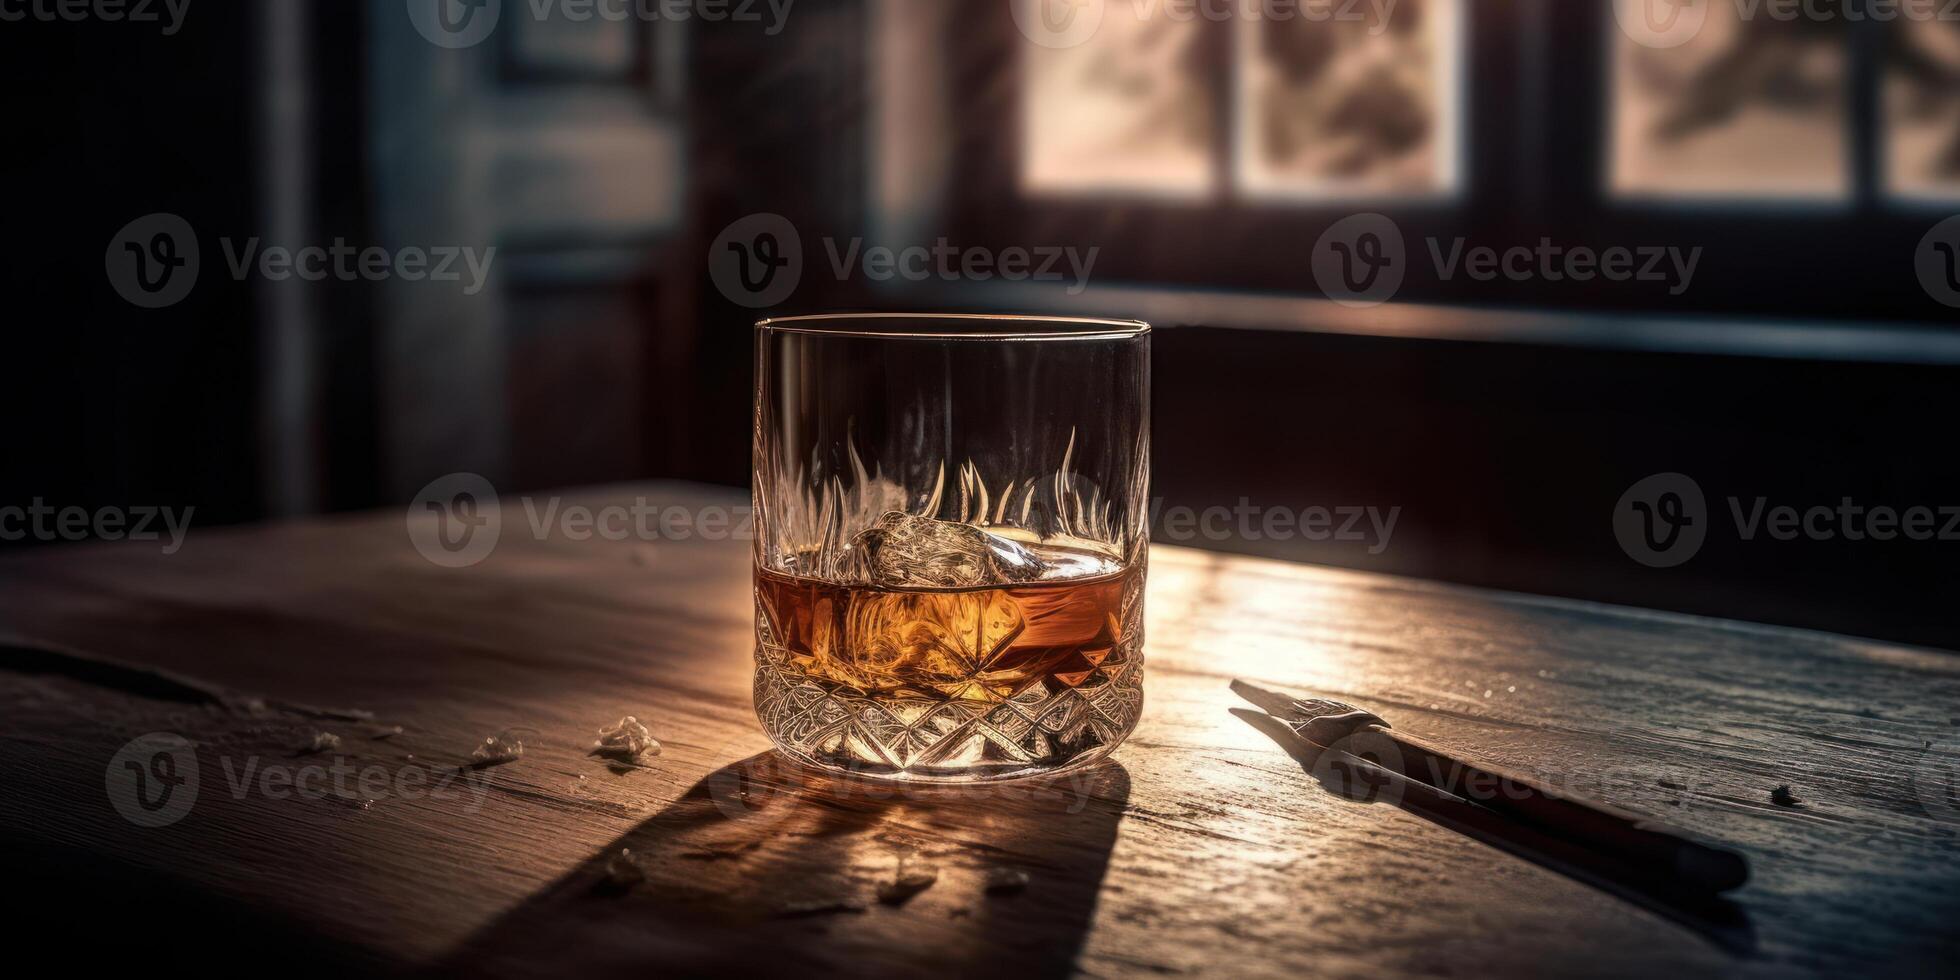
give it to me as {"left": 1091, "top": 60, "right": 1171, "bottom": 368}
{"left": 754, "top": 312, "right": 1150, "bottom": 341}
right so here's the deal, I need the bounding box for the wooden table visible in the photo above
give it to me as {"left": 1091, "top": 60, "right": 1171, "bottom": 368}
{"left": 2, "top": 483, "right": 1956, "bottom": 978}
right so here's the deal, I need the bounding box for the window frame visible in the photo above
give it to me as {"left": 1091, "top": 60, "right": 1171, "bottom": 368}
{"left": 937, "top": 0, "right": 1957, "bottom": 325}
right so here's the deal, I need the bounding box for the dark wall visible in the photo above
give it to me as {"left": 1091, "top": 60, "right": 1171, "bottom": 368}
{"left": 1148, "top": 327, "right": 1960, "bottom": 651}
{"left": 2, "top": 10, "right": 264, "bottom": 527}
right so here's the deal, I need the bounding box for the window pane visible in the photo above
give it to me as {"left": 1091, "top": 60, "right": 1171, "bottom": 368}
{"left": 1610, "top": 1, "right": 1847, "bottom": 198}
{"left": 1021, "top": 4, "right": 1213, "bottom": 196}
{"left": 1234, "top": 0, "right": 1461, "bottom": 199}
{"left": 1886, "top": 19, "right": 1960, "bottom": 200}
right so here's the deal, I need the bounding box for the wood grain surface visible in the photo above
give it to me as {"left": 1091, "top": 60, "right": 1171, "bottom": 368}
{"left": 1, "top": 482, "right": 1956, "bottom": 978}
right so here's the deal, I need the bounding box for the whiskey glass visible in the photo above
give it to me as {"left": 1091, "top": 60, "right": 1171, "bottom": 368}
{"left": 752, "top": 314, "right": 1150, "bottom": 781}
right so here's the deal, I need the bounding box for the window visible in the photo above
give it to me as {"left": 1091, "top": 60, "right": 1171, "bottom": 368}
{"left": 1023, "top": 12, "right": 1213, "bottom": 196}
{"left": 1020, "top": 0, "right": 1465, "bottom": 201}
{"left": 939, "top": 2, "right": 1956, "bottom": 323}
{"left": 1610, "top": 2, "right": 1848, "bottom": 198}
{"left": 1236, "top": 2, "right": 1462, "bottom": 200}
{"left": 1886, "top": 17, "right": 1960, "bottom": 200}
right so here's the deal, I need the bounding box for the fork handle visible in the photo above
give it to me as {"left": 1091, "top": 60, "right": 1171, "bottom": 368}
{"left": 1363, "top": 726, "right": 1749, "bottom": 893}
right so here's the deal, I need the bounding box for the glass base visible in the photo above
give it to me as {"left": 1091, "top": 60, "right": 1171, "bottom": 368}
{"left": 752, "top": 595, "right": 1144, "bottom": 783}
{"left": 768, "top": 739, "right": 1125, "bottom": 784}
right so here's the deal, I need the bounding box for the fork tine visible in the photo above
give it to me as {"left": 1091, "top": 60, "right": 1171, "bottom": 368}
{"left": 1229, "top": 679, "right": 1314, "bottom": 721}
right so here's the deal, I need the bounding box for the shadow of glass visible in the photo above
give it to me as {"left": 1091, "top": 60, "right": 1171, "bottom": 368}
{"left": 1233, "top": 709, "right": 1758, "bottom": 958}
{"left": 437, "top": 752, "right": 1130, "bottom": 978}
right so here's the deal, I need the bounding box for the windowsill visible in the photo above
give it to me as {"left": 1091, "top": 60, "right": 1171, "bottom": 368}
{"left": 917, "top": 280, "right": 1960, "bottom": 366}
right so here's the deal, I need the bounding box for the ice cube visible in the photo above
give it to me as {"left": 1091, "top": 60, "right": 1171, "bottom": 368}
{"left": 470, "top": 731, "right": 524, "bottom": 767}
{"left": 845, "top": 511, "right": 1049, "bottom": 589}
{"left": 592, "top": 715, "right": 661, "bottom": 762}
{"left": 835, "top": 588, "right": 1027, "bottom": 700}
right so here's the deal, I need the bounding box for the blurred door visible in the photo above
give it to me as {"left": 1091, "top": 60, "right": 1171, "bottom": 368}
{"left": 368, "top": 2, "right": 685, "bottom": 496}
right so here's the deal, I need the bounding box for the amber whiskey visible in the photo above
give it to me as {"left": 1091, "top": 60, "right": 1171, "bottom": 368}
{"left": 752, "top": 544, "right": 1144, "bottom": 780}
